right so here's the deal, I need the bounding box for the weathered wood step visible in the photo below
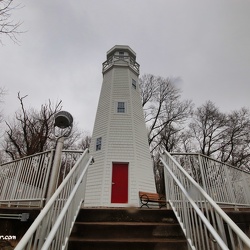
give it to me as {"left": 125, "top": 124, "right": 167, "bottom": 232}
{"left": 69, "top": 237, "right": 188, "bottom": 250}
{"left": 70, "top": 237, "right": 187, "bottom": 243}
{"left": 76, "top": 207, "right": 178, "bottom": 222}
{"left": 71, "top": 221, "right": 184, "bottom": 239}
{"left": 68, "top": 208, "right": 188, "bottom": 250}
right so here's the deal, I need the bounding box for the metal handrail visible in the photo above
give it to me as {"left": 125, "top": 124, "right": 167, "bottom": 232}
{"left": 15, "top": 149, "right": 93, "bottom": 250}
{"left": 0, "top": 150, "right": 53, "bottom": 166}
{"left": 0, "top": 150, "right": 54, "bottom": 208}
{"left": 171, "top": 152, "right": 250, "bottom": 174}
{"left": 171, "top": 153, "right": 250, "bottom": 207}
{"left": 160, "top": 150, "right": 250, "bottom": 250}
{"left": 0, "top": 150, "right": 83, "bottom": 208}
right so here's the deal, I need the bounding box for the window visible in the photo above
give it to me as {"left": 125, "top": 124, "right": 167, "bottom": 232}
{"left": 119, "top": 51, "right": 124, "bottom": 58}
{"left": 117, "top": 102, "right": 125, "bottom": 113}
{"left": 96, "top": 137, "right": 102, "bottom": 151}
{"left": 132, "top": 79, "right": 136, "bottom": 89}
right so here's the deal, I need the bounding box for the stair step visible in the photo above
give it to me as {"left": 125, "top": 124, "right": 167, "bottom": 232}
{"left": 70, "top": 237, "right": 186, "bottom": 243}
{"left": 73, "top": 221, "right": 179, "bottom": 226}
{"left": 76, "top": 208, "right": 178, "bottom": 222}
{"left": 68, "top": 208, "right": 188, "bottom": 250}
{"left": 71, "top": 221, "right": 184, "bottom": 238}
{"left": 69, "top": 237, "right": 188, "bottom": 250}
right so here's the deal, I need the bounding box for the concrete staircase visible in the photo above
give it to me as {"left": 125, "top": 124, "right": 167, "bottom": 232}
{"left": 68, "top": 208, "right": 188, "bottom": 250}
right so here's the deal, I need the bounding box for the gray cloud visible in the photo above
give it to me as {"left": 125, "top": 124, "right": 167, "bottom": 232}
{"left": 1, "top": 0, "right": 249, "bottom": 133}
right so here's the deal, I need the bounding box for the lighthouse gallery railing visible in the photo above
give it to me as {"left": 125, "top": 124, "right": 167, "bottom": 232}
{"left": 160, "top": 150, "right": 250, "bottom": 250}
{"left": 15, "top": 149, "right": 93, "bottom": 250}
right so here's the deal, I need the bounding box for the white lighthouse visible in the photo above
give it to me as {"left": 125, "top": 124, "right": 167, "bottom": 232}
{"left": 85, "top": 45, "right": 156, "bottom": 207}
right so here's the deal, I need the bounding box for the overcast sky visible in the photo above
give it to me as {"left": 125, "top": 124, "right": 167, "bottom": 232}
{"left": 1, "top": 0, "right": 250, "bottom": 134}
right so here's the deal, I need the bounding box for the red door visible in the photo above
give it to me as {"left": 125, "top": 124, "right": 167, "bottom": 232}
{"left": 111, "top": 163, "right": 128, "bottom": 203}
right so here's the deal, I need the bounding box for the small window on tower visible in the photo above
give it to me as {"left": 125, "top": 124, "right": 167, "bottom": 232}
{"left": 117, "top": 102, "right": 125, "bottom": 113}
{"left": 132, "top": 79, "right": 136, "bottom": 89}
{"left": 119, "top": 51, "right": 124, "bottom": 58}
{"left": 96, "top": 137, "right": 102, "bottom": 151}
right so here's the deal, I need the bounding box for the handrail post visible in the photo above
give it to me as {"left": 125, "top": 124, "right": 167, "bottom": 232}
{"left": 197, "top": 154, "right": 207, "bottom": 193}
{"left": 9, "top": 161, "right": 22, "bottom": 207}
{"left": 46, "top": 137, "right": 65, "bottom": 202}
{"left": 224, "top": 167, "right": 237, "bottom": 207}
{"left": 40, "top": 150, "right": 55, "bottom": 207}
{"left": 162, "top": 152, "right": 170, "bottom": 209}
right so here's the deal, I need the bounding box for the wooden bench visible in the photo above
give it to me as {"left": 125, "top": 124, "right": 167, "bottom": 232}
{"left": 139, "top": 191, "right": 166, "bottom": 208}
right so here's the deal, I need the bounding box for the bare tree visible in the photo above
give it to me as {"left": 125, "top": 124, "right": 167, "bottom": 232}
{"left": 3, "top": 93, "right": 62, "bottom": 160}
{"left": 185, "top": 101, "right": 250, "bottom": 171}
{"left": 139, "top": 74, "right": 193, "bottom": 195}
{"left": 3, "top": 93, "right": 89, "bottom": 161}
{"left": 153, "top": 154, "right": 165, "bottom": 195}
{"left": 0, "top": 87, "right": 6, "bottom": 123}
{"left": 219, "top": 108, "right": 250, "bottom": 170}
{"left": 188, "top": 101, "right": 227, "bottom": 156}
{"left": 77, "top": 131, "right": 91, "bottom": 150}
{"left": 0, "top": 0, "right": 22, "bottom": 43}
{"left": 139, "top": 74, "right": 193, "bottom": 154}
{"left": 179, "top": 130, "right": 194, "bottom": 153}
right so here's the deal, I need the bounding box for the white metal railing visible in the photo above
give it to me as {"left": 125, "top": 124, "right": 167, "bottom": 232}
{"left": 57, "top": 150, "right": 84, "bottom": 186}
{"left": 171, "top": 153, "right": 250, "bottom": 208}
{"left": 161, "top": 150, "right": 250, "bottom": 250}
{"left": 15, "top": 148, "right": 93, "bottom": 250}
{"left": 0, "top": 150, "right": 53, "bottom": 207}
{"left": 0, "top": 150, "right": 83, "bottom": 208}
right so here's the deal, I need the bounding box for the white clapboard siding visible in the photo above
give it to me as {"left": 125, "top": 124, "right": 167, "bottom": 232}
{"left": 85, "top": 45, "right": 156, "bottom": 207}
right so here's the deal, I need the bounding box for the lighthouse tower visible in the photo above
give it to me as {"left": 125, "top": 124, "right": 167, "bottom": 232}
{"left": 85, "top": 45, "right": 156, "bottom": 207}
